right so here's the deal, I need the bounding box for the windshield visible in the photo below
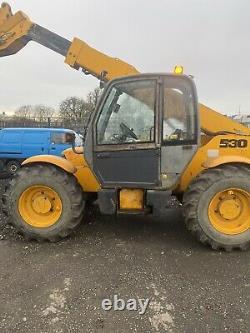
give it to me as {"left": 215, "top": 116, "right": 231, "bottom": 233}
{"left": 97, "top": 80, "right": 156, "bottom": 145}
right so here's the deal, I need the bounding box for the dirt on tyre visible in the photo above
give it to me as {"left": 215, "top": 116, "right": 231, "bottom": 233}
{"left": 2, "top": 164, "right": 85, "bottom": 242}
{"left": 183, "top": 164, "right": 250, "bottom": 251}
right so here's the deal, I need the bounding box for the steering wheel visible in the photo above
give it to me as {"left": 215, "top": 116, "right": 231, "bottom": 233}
{"left": 173, "top": 128, "right": 184, "bottom": 140}
{"left": 120, "top": 122, "right": 138, "bottom": 140}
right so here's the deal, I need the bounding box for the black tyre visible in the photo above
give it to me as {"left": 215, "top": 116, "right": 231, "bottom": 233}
{"left": 2, "top": 164, "right": 85, "bottom": 242}
{"left": 183, "top": 164, "right": 250, "bottom": 251}
{"left": 6, "top": 160, "right": 21, "bottom": 176}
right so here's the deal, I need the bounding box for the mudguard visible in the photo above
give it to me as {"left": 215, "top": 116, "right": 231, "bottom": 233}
{"left": 22, "top": 155, "right": 76, "bottom": 174}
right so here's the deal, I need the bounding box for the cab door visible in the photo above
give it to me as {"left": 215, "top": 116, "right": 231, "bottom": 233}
{"left": 92, "top": 76, "right": 161, "bottom": 188}
{"left": 160, "top": 76, "right": 199, "bottom": 188}
{"left": 84, "top": 74, "right": 199, "bottom": 190}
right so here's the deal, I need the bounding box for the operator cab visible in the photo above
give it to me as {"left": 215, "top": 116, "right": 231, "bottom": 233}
{"left": 84, "top": 73, "right": 199, "bottom": 192}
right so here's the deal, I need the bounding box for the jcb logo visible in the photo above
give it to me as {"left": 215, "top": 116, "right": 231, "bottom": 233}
{"left": 219, "top": 139, "right": 248, "bottom": 148}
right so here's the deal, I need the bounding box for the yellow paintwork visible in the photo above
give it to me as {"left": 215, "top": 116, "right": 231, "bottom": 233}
{"left": 2, "top": 3, "right": 250, "bottom": 199}
{"left": 203, "top": 155, "right": 250, "bottom": 169}
{"left": 0, "top": 3, "right": 33, "bottom": 56}
{"left": 18, "top": 185, "right": 62, "bottom": 228}
{"left": 21, "top": 149, "right": 100, "bottom": 192}
{"left": 119, "top": 189, "right": 144, "bottom": 210}
{"left": 63, "top": 148, "right": 101, "bottom": 192}
{"left": 199, "top": 104, "right": 250, "bottom": 135}
{"left": 22, "top": 155, "right": 77, "bottom": 174}
{"left": 66, "top": 38, "right": 139, "bottom": 81}
{"left": 0, "top": 2, "right": 11, "bottom": 25}
{"left": 208, "top": 188, "right": 250, "bottom": 235}
{"left": 177, "top": 134, "right": 250, "bottom": 193}
{"left": 1, "top": 3, "right": 249, "bottom": 137}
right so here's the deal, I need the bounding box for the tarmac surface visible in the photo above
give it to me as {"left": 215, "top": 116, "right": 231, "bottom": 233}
{"left": 0, "top": 179, "right": 249, "bottom": 333}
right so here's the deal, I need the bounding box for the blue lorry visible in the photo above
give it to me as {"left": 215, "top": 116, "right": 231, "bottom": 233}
{"left": 0, "top": 128, "right": 82, "bottom": 175}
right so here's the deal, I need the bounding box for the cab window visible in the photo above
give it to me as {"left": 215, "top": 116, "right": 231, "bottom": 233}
{"left": 51, "top": 132, "right": 67, "bottom": 144}
{"left": 163, "top": 79, "right": 197, "bottom": 144}
{"left": 97, "top": 80, "right": 156, "bottom": 145}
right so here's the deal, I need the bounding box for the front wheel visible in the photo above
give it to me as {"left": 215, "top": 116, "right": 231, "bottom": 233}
{"left": 183, "top": 164, "right": 250, "bottom": 251}
{"left": 3, "top": 164, "right": 85, "bottom": 242}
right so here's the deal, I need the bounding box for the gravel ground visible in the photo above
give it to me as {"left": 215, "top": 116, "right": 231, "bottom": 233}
{"left": 0, "top": 178, "right": 249, "bottom": 333}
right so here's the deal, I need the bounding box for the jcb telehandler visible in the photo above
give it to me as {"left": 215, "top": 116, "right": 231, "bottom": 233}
{"left": 1, "top": 3, "right": 250, "bottom": 250}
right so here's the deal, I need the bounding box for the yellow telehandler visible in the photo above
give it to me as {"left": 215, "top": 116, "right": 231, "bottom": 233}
{"left": 1, "top": 3, "right": 250, "bottom": 250}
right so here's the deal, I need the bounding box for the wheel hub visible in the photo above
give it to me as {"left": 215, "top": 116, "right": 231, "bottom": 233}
{"left": 217, "top": 194, "right": 242, "bottom": 220}
{"left": 209, "top": 188, "right": 250, "bottom": 235}
{"left": 10, "top": 165, "right": 17, "bottom": 172}
{"left": 32, "top": 194, "right": 52, "bottom": 214}
{"left": 18, "top": 185, "right": 62, "bottom": 228}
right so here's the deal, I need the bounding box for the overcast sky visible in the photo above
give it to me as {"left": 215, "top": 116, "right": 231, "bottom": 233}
{"left": 1, "top": 0, "right": 250, "bottom": 115}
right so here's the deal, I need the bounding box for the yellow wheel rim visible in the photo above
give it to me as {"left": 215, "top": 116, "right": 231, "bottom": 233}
{"left": 18, "top": 185, "right": 62, "bottom": 228}
{"left": 208, "top": 188, "right": 250, "bottom": 235}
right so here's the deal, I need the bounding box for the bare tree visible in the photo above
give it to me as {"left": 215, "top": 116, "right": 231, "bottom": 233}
{"left": 59, "top": 97, "right": 87, "bottom": 122}
{"left": 0, "top": 111, "right": 6, "bottom": 119}
{"left": 3, "top": 87, "right": 102, "bottom": 130}
{"left": 15, "top": 105, "right": 33, "bottom": 119}
{"left": 86, "top": 87, "right": 102, "bottom": 113}
{"left": 32, "top": 104, "right": 55, "bottom": 121}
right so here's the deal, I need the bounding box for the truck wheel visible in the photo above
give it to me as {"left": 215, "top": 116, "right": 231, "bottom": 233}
{"left": 3, "top": 164, "right": 85, "bottom": 242}
{"left": 6, "top": 160, "right": 21, "bottom": 176}
{"left": 183, "top": 164, "right": 250, "bottom": 251}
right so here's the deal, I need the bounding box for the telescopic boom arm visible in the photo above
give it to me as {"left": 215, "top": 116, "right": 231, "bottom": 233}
{"left": 1, "top": 2, "right": 249, "bottom": 136}
{"left": 0, "top": 2, "right": 139, "bottom": 82}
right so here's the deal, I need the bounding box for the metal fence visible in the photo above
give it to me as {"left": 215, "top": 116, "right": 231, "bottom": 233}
{"left": 0, "top": 116, "right": 90, "bottom": 135}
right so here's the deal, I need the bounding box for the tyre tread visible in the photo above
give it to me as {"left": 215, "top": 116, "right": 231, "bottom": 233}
{"left": 4, "top": 164, "right": 85, "bottom": 242}
{"left": 183, "top": 163, "right": 250, "bottom": 251}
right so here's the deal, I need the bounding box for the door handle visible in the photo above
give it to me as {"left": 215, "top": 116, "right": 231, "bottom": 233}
{"left": 97, "top": 152, "right": 111, "bottom": 159}
{"left": 51, "top": 147, "right": 56, "bottom": 150}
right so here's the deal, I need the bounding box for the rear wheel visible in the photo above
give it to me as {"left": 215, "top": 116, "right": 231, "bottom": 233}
{"left": 183, "top": 164, "right": 250, "bottom": 251}
{"left": 3, "top": 164, "right": 85, "bottom": 242}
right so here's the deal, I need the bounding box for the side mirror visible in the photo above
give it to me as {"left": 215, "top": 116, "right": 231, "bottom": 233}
{"left": 65, "top": 132, "right": 76, "bottom": 144}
